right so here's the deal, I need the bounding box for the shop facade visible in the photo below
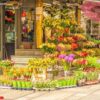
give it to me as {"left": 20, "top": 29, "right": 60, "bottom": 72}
{"left": 0, "top": 0, "right": 44, "bottom": 59}
{"left": 0, "top": 0, "right": 81, "bottom": 59}
{"left": 0, "top": 0, "right": 99, "bottom": 59}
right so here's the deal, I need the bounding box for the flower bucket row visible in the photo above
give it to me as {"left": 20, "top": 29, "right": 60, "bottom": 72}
{"left": 12, "top": 80, "right": 33, "bottom": 90}
{"left": 0, "top": 70, "right": 99, "bottom": 91}
{"left": 32, "top": 71, "right": 100, "bottom": 91}
{"left": 0, "top": 56, "right": 100, "bottom": 91}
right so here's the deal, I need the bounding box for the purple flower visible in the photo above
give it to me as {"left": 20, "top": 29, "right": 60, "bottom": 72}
{"left": 67, "top": 57, "right": 74, "bottom": 62}
{"left": 58, "top": 54, "right": 66, "bottom": 59}
{"left": 64, "top": 56, "right": 69, "bottom": 61}
{"left": 64, "top": 55, "right": 74, "bottom": 62}
{"left": 69, "top": 54, "right": 75, "bottom": 58}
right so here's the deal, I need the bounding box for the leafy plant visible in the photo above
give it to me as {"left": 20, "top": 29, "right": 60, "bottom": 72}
{"left": 86, "top": 71, "right": 99, "bottom": 81}
{"left": 12, "top": 80, "right": 33, "bottom": 89}
{"left": 0, "top": 60, "right": 14, "bottom": 68}
{"left": 86, "top": 56, "right": 100, "bottom": 68}
{"left": 33, "top": 80, "right": 57, "bottom": 89}
{"left": 74, "top": 71, "right": 85, "bottom": 80}
{"left": 56, "top": 77, "right": 77, "bottom": 87}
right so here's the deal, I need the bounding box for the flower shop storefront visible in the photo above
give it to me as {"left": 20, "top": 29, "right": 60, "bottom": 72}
{"left": 0, "top": 0, "right": 99, "bottom": 60}
{"left": 0, "top": 0, "right": 85, "bottom": 59}
{"left": 0, "top": 0, "right": 100, "bottom": 91}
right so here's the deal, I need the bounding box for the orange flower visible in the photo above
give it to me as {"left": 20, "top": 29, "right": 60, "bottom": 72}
{"left": 64, "top": 27, "right": 69, "bottom": 33}
{"left": 57, "top": 36, "right": 64, "bottom": 42}
{"left": 71, "top": 43, "right": 78, "bottom": 50}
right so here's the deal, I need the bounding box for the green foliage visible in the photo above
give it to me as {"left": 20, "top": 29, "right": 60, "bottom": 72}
{"left": 28, "top": 58, "right": 57, "bottom": 70}
{"left": 43, "top": 17, "right": 53, "bottom": 28}
{"left": 56, "top": 77, "right": 77, "bottom": 87}
{"left": 33, "top": 80, "right": 57, "bottom": 89}
{"left": 86, "top": 56, "right": 100, "bottom": 68}
{"left": 0, "top": 60, "right": 13, "bottom": 68}
{"left": 0, "top": 77, "right": 11, "bottom": 86}
{"left": 74, "top": 71, "right": 85, "bottom": 80}
{"left": 88, "top": 36, "right": 100, "bottom": 44}
{"left": 86, "top": 71, "right": 99, "bottom": 81}
{"left": 12, "top": 80, "right": 33, "bottom": 89}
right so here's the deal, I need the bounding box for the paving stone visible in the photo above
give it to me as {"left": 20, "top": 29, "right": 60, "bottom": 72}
{"left": 15, "top": 92, "right": 47, "bottom": 100}
{"left": 0, "top": 89, "right": 33, "bottom": 100}
{"left": 80, "top": 94, "right": 100, "bottom": 100}
{"left": 30, "top": 91, "right": 73, "bottom": 100}
{"left": 1, "top": 84, "right": 100, "bottom": 100}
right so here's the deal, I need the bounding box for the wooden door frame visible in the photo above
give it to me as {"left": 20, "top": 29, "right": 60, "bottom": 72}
{"left": 0, "top": 5, "right": 5, "bottom": 59}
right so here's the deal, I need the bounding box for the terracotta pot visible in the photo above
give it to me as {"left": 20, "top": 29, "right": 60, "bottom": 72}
{"left": 22, "top": 42, "right": 32, "bottom": 49}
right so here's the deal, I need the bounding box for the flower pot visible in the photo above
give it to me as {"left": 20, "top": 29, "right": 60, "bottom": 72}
{"left": 22, "top": 42, "right": 32, "bottom": 49}
{"left": 64, "top": 71, "right": 72, "bottom": 77}
{"left": 78, "top": 79, "right": 86, "bottom": 86}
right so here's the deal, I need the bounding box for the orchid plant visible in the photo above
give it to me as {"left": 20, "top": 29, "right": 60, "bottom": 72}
{"left": 58, "top": 54, "right": 75, "bottom": 71}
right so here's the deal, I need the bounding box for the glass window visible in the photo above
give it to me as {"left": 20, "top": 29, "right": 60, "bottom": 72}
{"left": 21, "top": 8, "right": 34, "bottom": 42}
{"left": 5, "top": 9, "right": 15, "bottom": 43}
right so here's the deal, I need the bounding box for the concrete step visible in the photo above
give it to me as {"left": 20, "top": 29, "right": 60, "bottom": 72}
{"left": 11, "top": 56, "right": 33, "bottom": 64}
{"left": 11, "top": 55, "right": 43, "bottom": 67}
{"left": 15, "top": 49, "right": 43, "bottom": 56}
{"left": 12, "top": 49, "right": 43, "bottom": 67}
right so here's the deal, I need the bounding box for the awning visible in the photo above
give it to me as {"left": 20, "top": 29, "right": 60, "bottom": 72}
{"left": 81, "top": 0, "right": 100, "bottom": 21}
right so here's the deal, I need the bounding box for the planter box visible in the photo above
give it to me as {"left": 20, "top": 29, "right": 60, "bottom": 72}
{"left": 85, "top": 80, "right": 99, "bottom": 85}
{"left": 22, "top": 42, "right": 33, "bottom": 49}
{"left": 78, "top": 79, "right": 86, "bottom": 86}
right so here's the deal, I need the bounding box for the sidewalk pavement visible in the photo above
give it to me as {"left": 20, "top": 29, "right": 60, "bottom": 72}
{"left": 1, "top": 84, "right": 100, "bottom": 100}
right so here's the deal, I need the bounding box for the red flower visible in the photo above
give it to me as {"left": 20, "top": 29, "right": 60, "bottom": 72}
{"left": 21, "top": 11, "right": 26, "bottom": 17}
{"left": 5, "top": 16, "right": 13, "bottom": 22}
{"left": 71, "top": 43, "right": 78, "bottom": 50}
{"left": 79, "top": 59, "right": 87, "bottom": 65}
{"left": 72, "top": 36, "right": 78, "bottom": 42}
{"left": 57, "top": 36, "right": 64, "bottom": 42}
{"left": 80, "top": 52, "right": 88, "bottom": 57}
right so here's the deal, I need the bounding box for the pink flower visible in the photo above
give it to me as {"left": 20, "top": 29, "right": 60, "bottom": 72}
{"left": 58, "top": 54, "right": 66, "bottom": 59}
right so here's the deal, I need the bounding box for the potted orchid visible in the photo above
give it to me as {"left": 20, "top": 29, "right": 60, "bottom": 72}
{"left": 58, "top": 54, "right": 75, "bottom": 77}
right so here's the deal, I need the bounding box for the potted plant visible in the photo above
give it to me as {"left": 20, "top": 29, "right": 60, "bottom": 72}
{"left": 74, "top": 71, "right": 86, "bottom": 86}
{"left": 43, "top": 17, "right": 53, "bottom": 42}
{"left": 85, "top": 71, "right": 99, "bottom": 85}
{"left": 58, "top": 54, "right": 75, "bottom": 77}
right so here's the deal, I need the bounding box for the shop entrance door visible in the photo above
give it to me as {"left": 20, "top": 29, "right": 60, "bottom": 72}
{"left": 5, "top": 8, "right": 15, "bottom": 59}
